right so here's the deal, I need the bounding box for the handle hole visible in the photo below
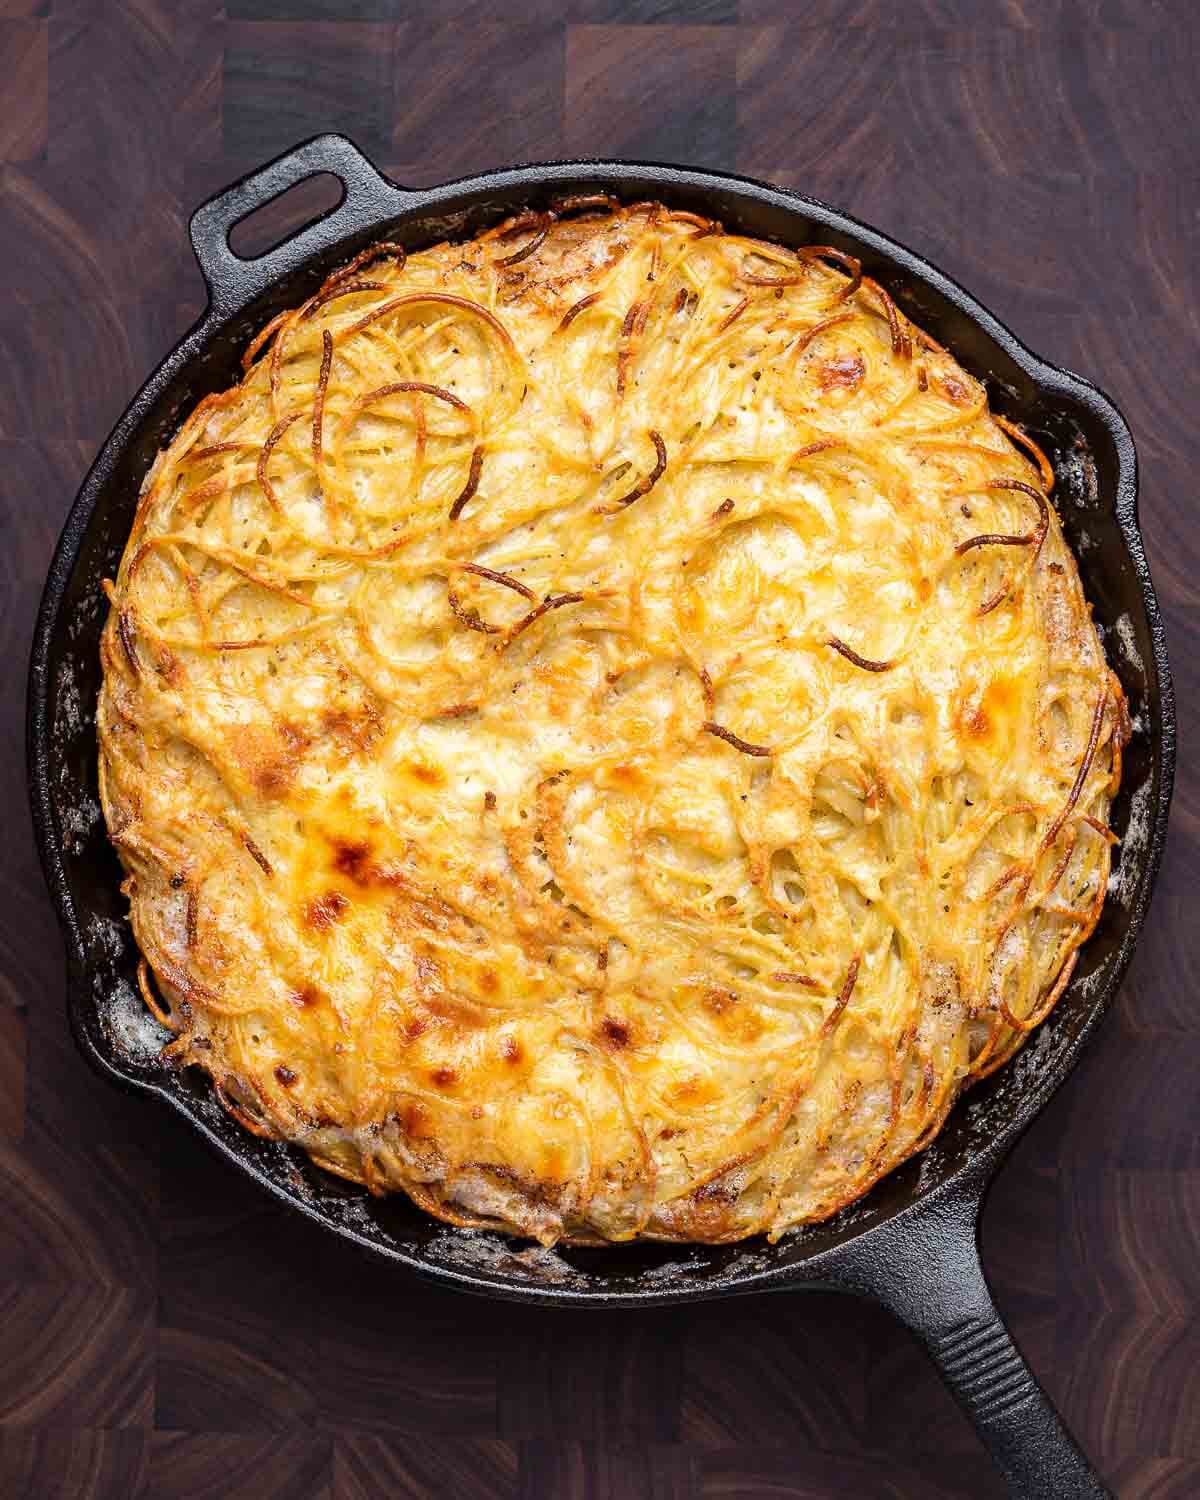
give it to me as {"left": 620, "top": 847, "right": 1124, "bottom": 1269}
{"left": 228, "top": 172, "right": 346, "bottom": 260}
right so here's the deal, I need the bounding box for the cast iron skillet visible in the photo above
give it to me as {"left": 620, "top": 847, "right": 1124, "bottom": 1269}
{"left": 27, "top": 135, "right": 1174, "bottom": 1499}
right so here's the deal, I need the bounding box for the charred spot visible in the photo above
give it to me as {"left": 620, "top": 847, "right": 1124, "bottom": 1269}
{"left": 394, "top": 1099, "right": 429, "bottom": 1138}
{"left": 961, "top": 679, "right": 1016, "bottom": 743}
{"left": 322, "top": 703, "right": 382, "bottom": 754}
{"left": 431, "top": 1066, "right": 458, "bottom": 1089}
{"left": 274, "top": 1064, "right": 298, "bottom": 1088}
{"left": 241, "top": 723, "right": 309, "bottom": 801}
{"left": 940, "top": 374, "right": 970, "bottom": 405}
{"left": 306, "top": 891, "right": 349, "bottom": 930}
{"left": 600, "top": 1016, "right": 630, "bottom": 1049}
{"left": 332, "top": 838, "right": 372, "bottom": 882}
{"left": 816, "top": 351, "right": 866, "bottom": 392}
{"left": 501, "top": 1035, "right": 523, "bottom": 1065}
{"left": 703, "top": 987, "right": 737, "bottom": 1015}
{"left": 253, "top": 759, "right": 294, "bottom": 798}
{"left": 291, "top": 984, "right": 322, "bottom": 1009}
{"left": 169, "top": 873, "right": 186, "bottom": 890}
{"left": 963, "top": 706, "right": 991, "bottom": 740}
{"left": 484, "top": 790, "right": 497, "bottom": 811}
{"left": 402, "top": 1015, "right": 428, "bottom": 1042}
{"left": 328, "top": 837, "right": 406, "bottom": 890}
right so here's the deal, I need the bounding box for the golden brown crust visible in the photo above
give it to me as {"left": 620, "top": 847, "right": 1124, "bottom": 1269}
{"left": 98, "top": 204, "right": 1122, "bottom": 1245}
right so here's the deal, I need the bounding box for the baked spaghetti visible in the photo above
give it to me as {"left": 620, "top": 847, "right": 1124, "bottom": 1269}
{"left": 98, "top": 201, "right": 1125, "bottom": 1244}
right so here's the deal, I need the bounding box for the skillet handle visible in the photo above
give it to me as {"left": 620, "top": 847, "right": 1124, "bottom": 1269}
{"left": 833, "top": 1193, "right": 1110, "bottom": 1499}
{"left": 189, "top": 134, "right": 404, "bottom": 320}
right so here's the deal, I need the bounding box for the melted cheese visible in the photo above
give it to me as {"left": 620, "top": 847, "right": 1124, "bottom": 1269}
{"left": 98, "top": 204, "right": 1124, "bottom": 1244}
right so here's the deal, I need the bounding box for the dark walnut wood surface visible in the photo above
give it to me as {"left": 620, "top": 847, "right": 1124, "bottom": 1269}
{"left": 1, "top": 3, "right": 1197, "bottom": 1496}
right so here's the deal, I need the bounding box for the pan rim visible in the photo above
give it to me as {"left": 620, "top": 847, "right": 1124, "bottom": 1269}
{"left": 26, "top": 147, "right": 1176, "bottom": 1305}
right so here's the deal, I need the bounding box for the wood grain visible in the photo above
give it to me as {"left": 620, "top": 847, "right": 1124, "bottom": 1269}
{"left": 390, "top": 23, "right": 565, "bottom": 187}
{"left": 0, "top": 21, "right": 46, "bottom": 162}
{"left": 2, "top": 3, "right": 1198, "bottom": 1496}
{"left": 565, "top": 26, "right": 735, "bottom": 167}
{"left": 0, "top": 1429, "right": 149, "bottom": 1500}
{"left": 147, "top": 1433, "right": 333, "bottom": 1500}
{"left": 337, "top": 1435, "right": 518, "bottom": 1500}
{"left": 0, "top": 1283, "right": 153, "bottom": 1428}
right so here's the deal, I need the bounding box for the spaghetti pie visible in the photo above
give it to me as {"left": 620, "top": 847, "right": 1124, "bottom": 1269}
{"left": 98, "top": 202, "right": 1125, "bottom": 1244}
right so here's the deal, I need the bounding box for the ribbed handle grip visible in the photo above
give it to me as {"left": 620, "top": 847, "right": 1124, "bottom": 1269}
{"left": 932, "top": 1316, "right": 1045, "bottom": 1428}
{"left": 825, "top": 1192, "right": 1110, "bottom": 1499}
{"left": 926, "top": 1307, "right": 1107, "bottom": 1497}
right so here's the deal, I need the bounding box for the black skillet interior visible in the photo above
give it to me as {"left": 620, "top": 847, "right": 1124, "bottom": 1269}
{"left": 28, "top": 140, "right": 1174, "bottom": 1309}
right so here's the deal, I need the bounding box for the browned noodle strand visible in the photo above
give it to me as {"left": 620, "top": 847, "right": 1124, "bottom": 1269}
{"left": 861, "top": 276, "right": 912, "bottom": 360}
{"left": 256, "top": 411, "right": 304, "bottom": 510}
{"left": 324, "top": 240, "right": 407, "bottom": 290}
{"left": 493, "top": 212, "right": 554, "bottom": 268}
{"left": 556, "top": 292, "right": 601, "bottom": 332}
{"left": 702, "top": 721, "right": 772, "bottom": 757}
{"left": 827, "top": 636, "right": 895, "bottom": 672}
{"left": 448, "top": 445, "right": 484, "bottom": 522}
{"left": 551, "top": 192, "right": 619, "bottom": 216}
{"left": 502, "top": 591, "right": 586, "bottom": 646}
{"left": 312, "top": 330, "right": 333, "bottom": 469}
{"left": 303, "top": 279, "right": 387, "bottom": 319}
{"left": 994, "top": 415, "right": 1056, "bottom": 494}
{"left": 715, "top": 296, "right": 750, "bottom": 335}
{"left": 460, "top": 562, "right": 536, "bottom": 600}
{"left": 802, "top": 245, "right": 862, "bottom": 300}
{"left": 610, "top": 430, "right": 667, "bottom": 509}
{"left": 1041, "top": 687, "right": 1108, "bottom": 852}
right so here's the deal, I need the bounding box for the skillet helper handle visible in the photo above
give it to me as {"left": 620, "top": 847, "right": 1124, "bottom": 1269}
{"left": 839, "top": 1196, "right": 1110, "bottom": 1499}
{"left": 189, "top": 134, "right": 403, "bottom": 319}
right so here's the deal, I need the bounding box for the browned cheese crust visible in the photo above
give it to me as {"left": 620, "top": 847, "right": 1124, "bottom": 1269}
{"left": 98, "top": 202, "right": 1126, "bottom": 1244}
